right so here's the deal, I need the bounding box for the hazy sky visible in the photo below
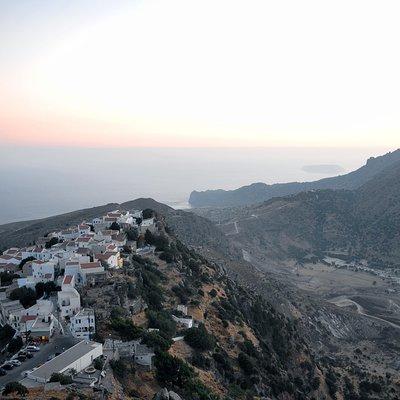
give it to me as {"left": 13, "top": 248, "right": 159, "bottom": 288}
{"left": 1, "top": 0, "right": 400, "bottom": 148}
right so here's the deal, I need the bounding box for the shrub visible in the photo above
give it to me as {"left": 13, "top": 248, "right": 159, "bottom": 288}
{"left": 109, "top": 221, "right": 121, "bottom": 231}
{"left": 191, "top": 353, "right": 211, "bottom": 369}
{"left": 93, "top": 357, "right": 104, "bottom": 370}
{"left": 45, "top": 237, "right": 59, "bottom": 249}
{"left": 110, "top": 318, "right": 143, "bottom": 341}
{"left": 142, "top": 331, "right": 172, "bottom": 352}
{"left": 155, "top": 351, "right": 194, "bottom": 388}
{"left": 2, "top": 382, "right": 28, "bottom": 396}
{"left": 0, "top": 272, "right": 19, "bottom": 287}
{"left": 49, "top": 373, "right": 73, "bottom": 385}
{"left": 110, "top": 359, "right": 126, "bottom": 379}
{"left": 184, "top": 325, "right": 216, "bottom": 351}
{"left": 238, "top": 352, "right": 256, "bottom": 375}
{"left": 147, "top": 310, "right": 176, "bottom": 338}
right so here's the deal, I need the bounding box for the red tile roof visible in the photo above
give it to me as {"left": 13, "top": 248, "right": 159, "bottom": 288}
{"left": 63, "top": 275, "right": 73, "bottom": 285}
{"left": 80, "top": 262, "right": 101, "bottom": 269}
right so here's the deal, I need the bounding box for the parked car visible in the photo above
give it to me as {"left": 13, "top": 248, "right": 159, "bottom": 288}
{"left": 25, "top": 352, "right": 33, "bottom": 359}
{"left": 0, "top": 368, "right": 6, "bottom": 376}
{"left": 21, "top": 368, "right": 35, "bottom": 378}
{"left": 1, "top": 364, "right": 13, "bottom": 370}
{"left": 17, "top": 355, "right": 26, "bottom": 362}
{"left": 26, "top": 345, "right": 40, "bottom": 352}
{"left": 9, "top": 360, "right": 22, "bottom": 367}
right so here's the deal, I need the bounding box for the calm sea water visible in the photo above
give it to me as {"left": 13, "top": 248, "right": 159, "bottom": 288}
{"left": 0, "top": 146, "right": 391, "bottom": 224}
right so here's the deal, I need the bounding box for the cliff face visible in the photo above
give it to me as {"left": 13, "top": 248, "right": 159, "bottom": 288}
{"left": 189, "top": 149, "right": 400, "bottom": 207}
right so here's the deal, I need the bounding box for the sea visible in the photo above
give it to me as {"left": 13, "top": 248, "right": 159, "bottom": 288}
{"left": 0, "top": 146, "right": 392, "bottom": 224}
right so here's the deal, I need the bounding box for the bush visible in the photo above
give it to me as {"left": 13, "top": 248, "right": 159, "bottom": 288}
{"left": 142, "top": 331, "right": 172, "bottom": 352}
{"left": 49, "top": 373, "right": 73, "bottom": 385}
{"left": 155, "top": 351, "right": 194, "bottom": 388}
{"left": 93, "top": 357, "right": 104, "bottom": 370}
{"left": 191, "top": 353, "right": 211, "bottom": 369}
{"left": 2, "top": 382, "right": 28, "bottom": 396}
{"left": 147, "top": 310, "right": 176, "bottom": 338}
{"left": 0, "top": 272, "right": 19, "bottom": 287}
{"left": 110, "top": 318, "right": 143, "bottom": 341}
{"left": 45, "top": 237, "right": 59, "bottom": 249}
{"left": 126, "top": 228, "right": 139, "bottom": 241}
{"left": 184, "top": 325, "right": 216, "bottom": 351}
{"left": 109, "top": 221, "right": 121, "bottom": 231}
{"left": 159, "top": 251, "right": 174, "bottom": 263}
{"left": 110, "top": 359, "right": 127, "bottom": 379}
{"left": 238, "top": 352, "right": 256, "bottom": 375}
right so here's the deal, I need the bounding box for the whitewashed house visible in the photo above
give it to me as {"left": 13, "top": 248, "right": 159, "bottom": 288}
{"left": 172, "top": 314, "right": 193, "bottom": 329}
{"left": 57, "top": 275, "right": 81, "bottom": 318}
{"left": 32, "top": 260, "right": 55, "bottom": 282}
{"left": 70, "top": 308, "right": 95, "bottom": 340}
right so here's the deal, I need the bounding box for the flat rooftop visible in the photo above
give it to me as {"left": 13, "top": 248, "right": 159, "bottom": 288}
{"left": 29, "top": 341, "right": 102, "bottom": 381}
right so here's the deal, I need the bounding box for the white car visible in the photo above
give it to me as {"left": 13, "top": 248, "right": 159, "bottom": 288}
{"left": 26, "top": 345, "right": 40, "bottom": 352}
{"left": 21, "top": 368, "right": 35, "bottom": 378}
{"left": 9, "top": 359, "right": 21, "bottom": 367}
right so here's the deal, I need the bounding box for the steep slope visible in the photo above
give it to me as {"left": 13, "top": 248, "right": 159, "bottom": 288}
{"left": 189, "top": 149, "right": 400, "bottom": 207}
{"left": 207, "top": 160, "right": 400, "bottom": 267}
{"left": 0, "top": 198, "right": 171, "bottom": 250}
{"left": 87, "top": 214, "right": 398, "bottom": 400}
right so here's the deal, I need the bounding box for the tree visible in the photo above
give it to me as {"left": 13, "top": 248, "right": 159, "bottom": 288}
{"left": 19, "top": 256, "right": 35, "bottom": 268}
{"left": 0, "top": 324, "right": 15, "bottom": 345}
{"left": 35, "top": 282, "right": 45, "bottom": 299}
{"left": 7, "top": 336, "right": 23, "bottom": 353}
{"left": 142, "top": 331, "right": 172, "bottom": 352}
{"left": 45, "top": 237, "right": 59, "bottom": 249}
{"left": 0, "top": 272, "right": 19, "bottom": 287}
{"left": 238, "top": 352, "right": 256, "bottom": 375}
{"left": 110, "top": 318, "right": 143, "bottom": 341}
{"left": 184, "top": 325, "right": 216, "bottom": 351}
{"left": 154, "top": 352, "right": 194, "bottom": 388}
{"left": 44, "top": 281, "right": 58, "bottom": 295}
{"left": 2, "top": 382, "right": 28, "bottom": 396}
{"left": 109, "top": 221, "right": 121, "bottom": 231}
{"left": 9, "top": 287, "right": 36, "bottom": 308}
{"left": 142, "top": 208, "right": 154, "bottom": 219}
{"left": 49, "top": 373, "right": 73, "bottom": 385}
{"left": 126, "top": 227, "right": 139, "bottom": 241}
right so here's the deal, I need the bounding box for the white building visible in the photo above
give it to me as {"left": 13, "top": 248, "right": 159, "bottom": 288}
{"left": 57, "top": 275, "right": 81, "bottom": 318}
{"left": 172, "top": 314, "right": 193, "bottom": 329}
{"left": 94, "top": 251, "right": 120, "bottom": 269}
{"left": 31, "top": 260, "right": 55, "bottom": 282}
{"left": 27, "top": 341, "right": 103, "bottom": 383}
{"left": 70, "top": 309, "right": 95, "bottom": 340}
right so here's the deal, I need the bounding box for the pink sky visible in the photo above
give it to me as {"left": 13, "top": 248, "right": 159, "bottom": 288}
{"left": 1, "top": 0, "right": 400, "bottom": 149}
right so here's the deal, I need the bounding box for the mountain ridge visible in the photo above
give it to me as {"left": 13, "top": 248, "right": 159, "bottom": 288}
{"left": 189, "top": 149, "right": 400, "bottom": 207}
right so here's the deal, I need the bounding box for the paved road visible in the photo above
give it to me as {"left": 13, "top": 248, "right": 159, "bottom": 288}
{"left": 0, "top": 335, "right": 77, "bottom": 387}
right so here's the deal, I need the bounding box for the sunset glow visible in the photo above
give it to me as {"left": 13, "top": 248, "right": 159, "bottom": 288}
{"left": 1, "top": 0, "right": 400, "bottom": 147}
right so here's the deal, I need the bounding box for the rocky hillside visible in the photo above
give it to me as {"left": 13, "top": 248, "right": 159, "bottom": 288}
{"left": 83, "top": 212, "right": 399, "bottom": 400}
{"left": 201, "top": 159, "right": 400, "bottom": 268}
{"left": 189, "top": 149, "right": 400, "bottom": 207}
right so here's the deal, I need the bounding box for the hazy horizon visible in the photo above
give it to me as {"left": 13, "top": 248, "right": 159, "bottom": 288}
{"left": 0, "top": 145, "right": 393, "bottom": 225}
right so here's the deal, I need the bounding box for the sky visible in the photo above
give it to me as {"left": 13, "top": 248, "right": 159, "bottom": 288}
{"left": 1, "top": 0, "right": 400, "bottom": 148}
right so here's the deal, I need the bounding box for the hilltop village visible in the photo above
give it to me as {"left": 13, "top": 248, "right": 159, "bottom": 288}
{"left": 0, "top": 208, "right": 175, "bottom": 397}
{"left": 0, "top": 205, "right": 396, "bottom": 400}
